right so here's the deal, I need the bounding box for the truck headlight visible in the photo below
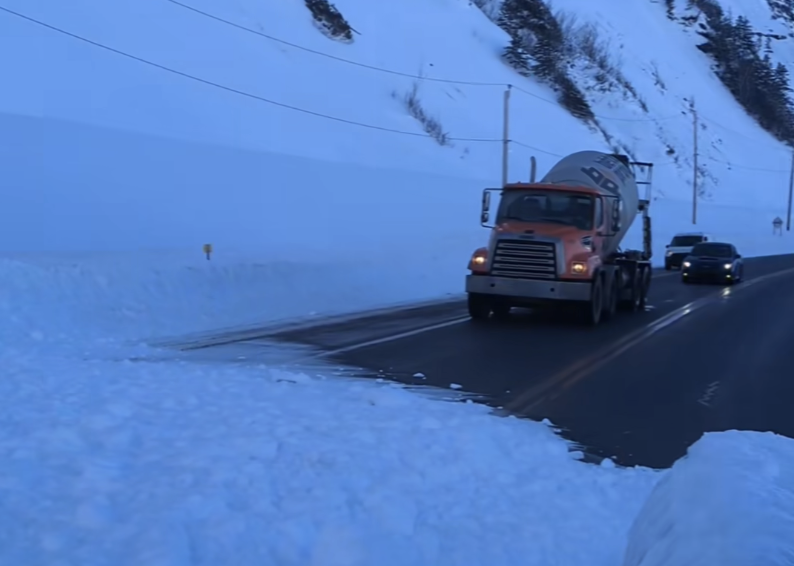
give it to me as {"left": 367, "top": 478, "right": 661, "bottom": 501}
{"left": 571, "top": 262, "right": 586, "bottom": 274}
{"left": 723, "top": 263, "right": 732, "bottom": 269}
{"left": 468, "top": 249, "right": 488, "bottom": 271}
{"left": 683, "top": 261, "right": 691, "bottom": 268}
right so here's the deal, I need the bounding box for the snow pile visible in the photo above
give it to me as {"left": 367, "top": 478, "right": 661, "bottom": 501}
{"left": 0, "top": 341, "right": 662, "bottom": 566}
{"left": 0, "top": 249, "right": 472, "bottom": 350}
{"left": 623, "top": 431, "right": 794, "bottom": 566}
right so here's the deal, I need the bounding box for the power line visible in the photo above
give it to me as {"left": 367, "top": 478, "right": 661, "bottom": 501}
{"left": 708, "top": 156, "right": 788, "bottom": 172}
{"left": 166, "top": 0, "right": 683, "bottom": 124}
{"left": 510, "top": 139, "right": 680, "bottom": 166}
{"left": 509, "top": 84, "right": 683, "bottom": 123}
{"left": 509, "top": 139, "right": 564, "bottom": 157}
{"left": 4, "top": 5, "right": 790, "bottom": 175}
{"left": 165, "top": 0, "right": 505, "bottom": 87}
{"left": 509, "top": 136, "right": 786, "bottom": 172}
{"left": 0, "top": 5, "right": 499, "bottom": 142}
{"left": 698, "top": 113, "right": 791, "bottom": 156}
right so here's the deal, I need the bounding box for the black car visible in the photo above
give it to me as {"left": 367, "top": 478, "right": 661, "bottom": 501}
{"left": 681, "top": 242, "right": 744, "bottom": 284}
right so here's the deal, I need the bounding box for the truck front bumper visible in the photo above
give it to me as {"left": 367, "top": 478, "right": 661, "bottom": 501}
{"left": 465, "top": 274, "right": 591, "bottom": 303}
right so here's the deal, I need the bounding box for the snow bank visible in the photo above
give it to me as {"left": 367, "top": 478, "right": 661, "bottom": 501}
{"left": 623, "top": 431, "right": 794, "bottom": 566}
{"left": 0, "top": 250, "right": 470, "bottom": 350}
{"left": 0, "top": 331, "right": 663, "bottom": 566}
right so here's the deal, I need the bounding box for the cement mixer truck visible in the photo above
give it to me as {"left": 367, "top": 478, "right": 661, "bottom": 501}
{"left": 465, "top": 150, "right": 653, "bottom": 325}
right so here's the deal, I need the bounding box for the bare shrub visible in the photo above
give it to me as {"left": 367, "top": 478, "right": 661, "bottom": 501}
{"left": 650, "top": 61, "right": 667, "bottom": 90}
{"left": 396, "top": 82, "right": 452, "bottom": 146}
{"left": 555, "top": 9, "right": 645, "bottom": 110}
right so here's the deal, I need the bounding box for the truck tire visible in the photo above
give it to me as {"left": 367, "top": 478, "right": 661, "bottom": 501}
{"left": 492, "top": 302, "right": 512, "bottom": 320}
{"left": 603, "top": 275, "right": 619, "bottom": 321}
{"left": 467, "top": 293, "right": 491, "bottom": 320}
{"left": 619, "top": 267, "right": 641, "bottom": 312}
{"left": 581, "top": 276, "right": 604, "bottom": 326}
{"left": 638, "top": 267, "right": 651, "bottom": 309}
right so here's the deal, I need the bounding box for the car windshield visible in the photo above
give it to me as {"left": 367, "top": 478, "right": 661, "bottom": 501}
{"left": 497, "top": 190, "right": 595, "bottom": 230}
{"left": 691, "top": 243, "right": 733, "bottom": 257}
{"left": 670, "top": 235, "right": 704, "bottom": 246}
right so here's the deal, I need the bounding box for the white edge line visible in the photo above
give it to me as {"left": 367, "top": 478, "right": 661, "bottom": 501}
{"left": 303, "top": 317, "right": 471, "bottom": 359}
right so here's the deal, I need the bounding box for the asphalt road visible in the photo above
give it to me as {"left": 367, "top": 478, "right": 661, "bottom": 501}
{"left": 195, "top": 253, "right": 794, "bottom": 469}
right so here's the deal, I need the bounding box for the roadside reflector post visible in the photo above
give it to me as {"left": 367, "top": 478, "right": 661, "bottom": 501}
{"left": 203, "top": 243, "right": 212, "bottom": 260}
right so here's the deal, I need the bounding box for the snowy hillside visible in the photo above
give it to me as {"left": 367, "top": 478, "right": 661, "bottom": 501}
{"left": 4, "top": 0, "right": 794, "bottom": 256}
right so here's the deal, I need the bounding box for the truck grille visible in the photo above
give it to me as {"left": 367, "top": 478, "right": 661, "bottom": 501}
{"left": 491, "top": 240, "right": 557, "bottom": 280}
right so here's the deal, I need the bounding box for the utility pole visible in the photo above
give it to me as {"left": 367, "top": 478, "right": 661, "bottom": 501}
{"left": 692, "top": 101, "right": 698, "bottom": 225}
{"left": 502, "top": 85, "right": 511, "bottom": 187}
{"left": 786, "top": 148, "right": 794, "bottom": 232}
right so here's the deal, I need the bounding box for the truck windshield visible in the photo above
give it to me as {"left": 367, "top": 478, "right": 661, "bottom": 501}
{"left": 497, "top": 190, "right": 594, "bottom": 230}
{"left": 670, "top": 235, "right": 704, "bottom": 246}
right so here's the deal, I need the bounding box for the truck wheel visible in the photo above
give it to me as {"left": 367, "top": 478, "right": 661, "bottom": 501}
{"left": 492, "top": 302, "right": 512, "bottom": 320}
{"left": 467, "top": 293, "right": 491, "bottom": 320}
{"left": 581, "top": 277, "right": 603, "bottom": 326}
{"left": 638, "top": 268, "right": 651, "bottom": 309}
{"left": 621, "top": 273, "right": 641, "bottom": 312}
{"left": 603, "top": 276, "right": 619, "bottom": 321}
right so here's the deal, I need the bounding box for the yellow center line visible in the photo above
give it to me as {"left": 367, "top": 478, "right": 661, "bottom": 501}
{"left": 507, "top": 265, "right": 794, "bottom": 413}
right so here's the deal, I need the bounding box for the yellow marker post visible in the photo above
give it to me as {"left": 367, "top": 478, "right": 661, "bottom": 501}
{"left": 203, "top": 243, "right": 212, "bottom": 260}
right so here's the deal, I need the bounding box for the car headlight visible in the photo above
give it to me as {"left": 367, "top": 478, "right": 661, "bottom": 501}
{"left": 571, "top": 262, "right": 586, "bottom": 274}
{"left": 723, "top": 263, "right": 732, "bottom": 269}
{"left": 683, "top": 261, "right": 691, "bottom": 268}
{"left": 666, "top": 250, "right": 673, "bottom": 257}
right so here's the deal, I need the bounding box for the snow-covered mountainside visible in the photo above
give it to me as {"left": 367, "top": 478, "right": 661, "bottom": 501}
{"left": 3, "top": 0, "right": 794, "bottom": 257}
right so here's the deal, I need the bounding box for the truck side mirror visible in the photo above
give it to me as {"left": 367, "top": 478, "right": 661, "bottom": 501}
{"left": 481, "top": 189, "right": 497, "bottom": 227}
{"left": 611, "top": 200, "right": 622, "bottom": 233}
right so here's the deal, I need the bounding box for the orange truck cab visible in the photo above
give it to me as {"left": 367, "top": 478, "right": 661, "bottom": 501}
{"left": 465, "top": 150, "right": 653, "bottom": 326}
